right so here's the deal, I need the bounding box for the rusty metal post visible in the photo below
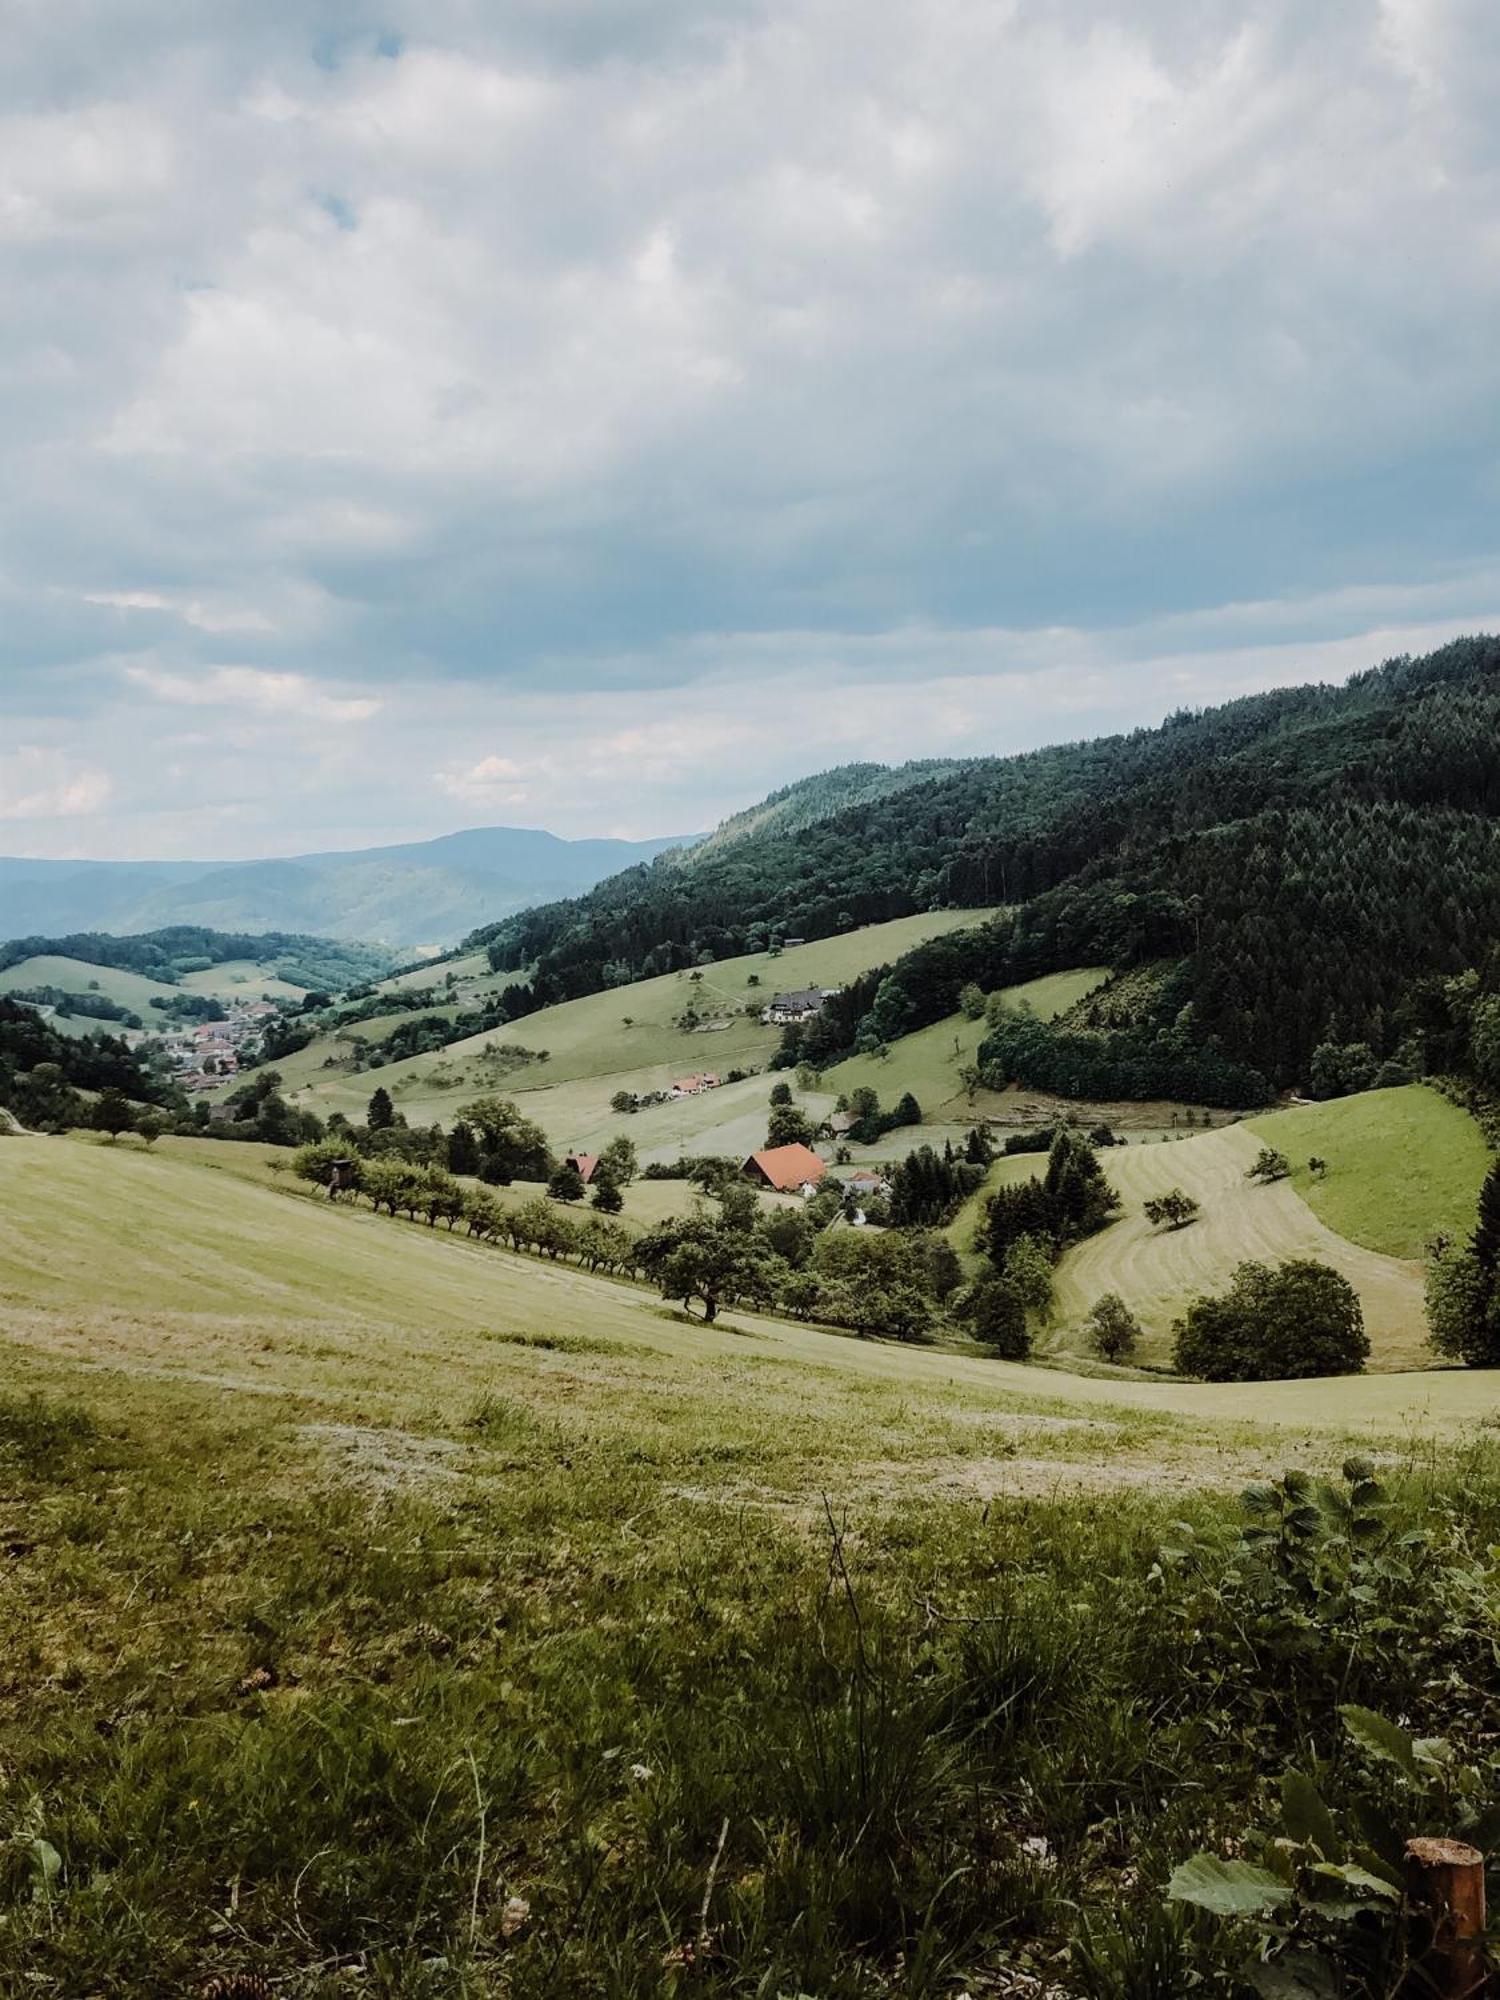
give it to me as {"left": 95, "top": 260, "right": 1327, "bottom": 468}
{"left": 1403, "top": 1837, "right": 1488, "bottom": 1999}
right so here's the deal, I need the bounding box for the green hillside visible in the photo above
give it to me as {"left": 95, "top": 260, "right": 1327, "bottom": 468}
{"left": 0, "top": 953, "right": 180, "bottom": 1011}
{"left": 273, "top": 910, "right": 999, "bottom": 1142}
{"left": 823, "top": 966, "right": 1109, "bottom": 1112}
{"left": 5, "top": 1132, "right": 1496, "bottom": 1432}
{"left": 6, "top": 1131, "right": 1500, "bottom": 1997}
{"left": 479, "top": 636, "right": 1500, "bottom": 1105}
{"left": 1247, "top": 1085, "right": 1492, "bottom": 1259}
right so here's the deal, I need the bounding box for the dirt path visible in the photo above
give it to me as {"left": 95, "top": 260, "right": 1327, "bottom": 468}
{"left": 1053, "top": 1124, "right": 1428, "bottom": 1368}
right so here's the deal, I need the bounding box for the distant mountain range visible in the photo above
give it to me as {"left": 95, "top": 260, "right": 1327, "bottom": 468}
{"left": 0, "top": 826, "right": 697, "bottom": 951}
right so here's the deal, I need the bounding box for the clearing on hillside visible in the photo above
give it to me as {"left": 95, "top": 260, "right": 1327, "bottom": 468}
{"left": 1247, "top": 1084, "right": 1491, "bottom": 1259}
{"left": 821, "top": 965, "right": 1110, "bottom": 1113}
{"left": 0, "top": 952, "right": 181, "bottom": 1011}
{"left": 273, "top": 909, "right": 1001, "bottom": 1140}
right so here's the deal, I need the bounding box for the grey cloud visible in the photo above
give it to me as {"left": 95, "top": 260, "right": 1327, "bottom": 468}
{"left": 1, "top": 0, "right": 1498, "bottom": 854}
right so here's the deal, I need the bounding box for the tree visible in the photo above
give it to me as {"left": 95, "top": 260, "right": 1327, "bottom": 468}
{"left": 1173, "top": 1259, "right": 1368, "bottom": 1382}
{"left": 459, "top": 1096, "right": 554, "bottom": 1184}
{"left": 1474, "top": 1160, "right": 1500, "bottom": 1270}
{"left": 1246, "top": 1147, "right": 1291, "bottom": 1184}
{"left": 421, "top": 1168, "right": 465, "bottom": 1228}
{"left": 367, "top": 1085, "right": 396, "bottom": 1130}
{"left": 780, "top": 1271, "right": 824, "bottom": 1321}
{"left": 769, "top": 1081, "right": 793, "bottom": 1106}
{"left": 1309, "top": 1041, "right": 1378, "bottom": 1100}
{"left": 958, "top": 981, "right": 986, "bottom": 1021}
{"left": 598, "top": 1135, "right": 638, "bottom": 1186}
{"left": 135, "top": 1110, "right": 169, "bottom": 1148}
{"left": 761, "top": 1208, "right": 814, "bottom": 1269}
{"left": 766, "top": 1102, "right": 815, "bottom": 1148}
{"left": 849, "top": 1282, "right": 932, "bottom": 1344}
{"left": 590, "top": 1163, "right": 625, "bottom": 1213}
{"left": 1308, "top": 1155, "right": 1327, "bottom": 1179}
{"left": 1426, "top": 1163, "right": 1500, "bottom": 1367}
{"left": 463, "top": 1189, "right": 505, "bottom": 1241}
{"left": 447, "top": 1119, "right": 481, "bottom": 1176}
{"left": 643, "top": 1216, "right": 779, "bottom": 1323}
{"left": 610, "top": 1090, "right": 638, "bottom": 1115}
{"left": 90, "top": 1088, "right": 136, "bottom": 1142}
{"left": 549, "top": 1159, "right": 587, "bottom": 1203}
{"left": 962, "top": 1275, "right": 1031, "bottom": 1359}
{"left": 1085, "top": 1292, "right": 1141, "bottom": 1364}
{"left": 1143, "top": 1188, "right": 1201, "bottom": 1231}
{"left": 292, "top": 1140, "right": 362, "bottom": 1197}
{"left": 1005, "top": 1233, "right": 1057, "bottom": 1324}
{"left": 1425, "top": 1246, "right": 1499, "bottom": 1367}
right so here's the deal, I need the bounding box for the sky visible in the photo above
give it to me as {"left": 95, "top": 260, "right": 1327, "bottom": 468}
{"left": 2, "top": 0, "right": 1498, "bottom": 860}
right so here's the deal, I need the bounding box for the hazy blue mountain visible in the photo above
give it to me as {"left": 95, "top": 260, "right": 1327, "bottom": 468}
{"left": 0, "top": 827, "right": 696, "bottom": 950}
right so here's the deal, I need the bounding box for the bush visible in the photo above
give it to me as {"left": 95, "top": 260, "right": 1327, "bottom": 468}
{"left": 1143, "top": 1188, "right": 1199, "bottom": 1231}
{"left": 1172, "top": 1259, "right": 1368, "bottom": 1382}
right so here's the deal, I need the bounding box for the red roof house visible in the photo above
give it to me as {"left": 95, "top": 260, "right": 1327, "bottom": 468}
{"left": 742, "top": 1143, "right": 827, "bottom": 1193}
{"left": 566, "top": 1152, "right": 599, "bottom": 1184}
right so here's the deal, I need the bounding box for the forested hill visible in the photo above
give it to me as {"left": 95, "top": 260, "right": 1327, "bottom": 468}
{"left": 474, "top": 635, "right": 1500, "bottom": 1096}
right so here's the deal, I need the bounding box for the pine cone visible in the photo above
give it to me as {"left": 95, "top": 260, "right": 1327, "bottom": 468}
{"left": 199, "top": 1977, "right": 276, "bottom": 2000}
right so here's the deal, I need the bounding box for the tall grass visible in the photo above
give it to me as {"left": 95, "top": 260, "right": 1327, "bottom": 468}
{"left": 2, "top": 1380, "right": 1497, "bottom": 1996}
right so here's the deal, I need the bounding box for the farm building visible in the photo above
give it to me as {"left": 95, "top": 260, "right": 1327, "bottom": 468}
{"left": 669, "top": 1072, "right": 720, "bottom": 1098}
{"left": 565, "top": 1153, "right": 599, "bottom": 1184}
{"left": 843, "top": 1169, "right": 889, "bottom": 1196}
{"left": 742, "top": 1143, "right": 827, "bottom": 1194}
{"left": 761, "top": 987, "right": 838, "bottom": 1025}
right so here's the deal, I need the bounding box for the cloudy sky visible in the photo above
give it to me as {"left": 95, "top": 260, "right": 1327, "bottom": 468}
{"left": 3, "top": 0, "right": 1498, "bottom": 859}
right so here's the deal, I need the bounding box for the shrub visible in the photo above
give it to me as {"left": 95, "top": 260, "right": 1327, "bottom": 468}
{"left": 1246, "top": 1147, "right": 1291, "bottom": 1184}
{"left": 1173, "top": 1259, "right": 1368, "bottom": 1382}
{"left": 1143, "top": 1188, "right": 1199, "bottom": 1230}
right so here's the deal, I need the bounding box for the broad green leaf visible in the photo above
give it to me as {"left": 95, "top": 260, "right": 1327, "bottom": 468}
{"left": 1339, "top": 1705, "right": 1418, "bottom": 1779}
{"left": 1167, "top": 1854, "right": 1293, "bottom": 1917}
{"left": 1281, "top": 1771, "right": 1340, "bottom": 1859}
{"left": 1310, "top": 1863, "right": 1399, "bottom": 1902}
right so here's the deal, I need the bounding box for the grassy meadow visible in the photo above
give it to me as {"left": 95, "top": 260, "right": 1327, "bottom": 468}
{"left": 268, "top": 911, "right": 1001, "bottom": 1150}
{"left": 4, "top": 1131, "right": 1500, "bottom": 1997}
{"left": 0, "top": 953, "right": 182, "bottom": 1012}
{"left": 1248, "top": 1084, "right": 1492, "bottom": 1258}
{"left": 821, "top": 967, "right": 1109, "bottom": 1115}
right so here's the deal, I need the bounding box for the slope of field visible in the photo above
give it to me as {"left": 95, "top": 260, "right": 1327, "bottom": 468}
{"left": 822, "top": 966, "right": 1110, "bottom": 1113}
{"left": 3, "top": 1135, "right": 1493, "bottom": 1434}
{"left": 0, "top": 952, "right": 180, "bottom": 1011}
{"left": 1048, "top": 1120, "right": 1431, "bottom": 1370}
{"left": 1247, "top": 1085, "right": 1491, "bottom": 1259}
{"left": 277, "top": 911, "right": 1000, "bottom": 1142}
{"left": 178, "top": 959, "right": 307, "bottom": 1002}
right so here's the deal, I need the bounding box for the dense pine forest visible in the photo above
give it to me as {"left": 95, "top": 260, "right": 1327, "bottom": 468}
{"left": 475, "top": 636, "right": 1500, "bottom": 1100}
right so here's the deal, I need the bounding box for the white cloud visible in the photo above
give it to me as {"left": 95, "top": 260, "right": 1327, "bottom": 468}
{"left": 124, "top": 664, "right": 381, "bottom": 723}
{"left": 0, "top": 748, "right": 112, "bottom": 821}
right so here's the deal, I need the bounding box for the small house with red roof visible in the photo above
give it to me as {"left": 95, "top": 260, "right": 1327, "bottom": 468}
{"left": 565, "top": 1152, "right": 599, "bottom": 1184}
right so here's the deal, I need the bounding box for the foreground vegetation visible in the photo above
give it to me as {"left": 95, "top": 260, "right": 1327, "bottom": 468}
{"left": 5, "top": 1132, "right": 1500, "bottom": 1997}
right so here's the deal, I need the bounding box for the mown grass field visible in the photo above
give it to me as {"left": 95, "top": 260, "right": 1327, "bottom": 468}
{"left": 1248, "top": 1084, "right": 1492, "bottom": 1259}
{"left": 4, "top": 1132, "right": 1500, "bottom": 1997}
{"left": 275, "top": 911, "right": 1000, "bottom": 1147}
